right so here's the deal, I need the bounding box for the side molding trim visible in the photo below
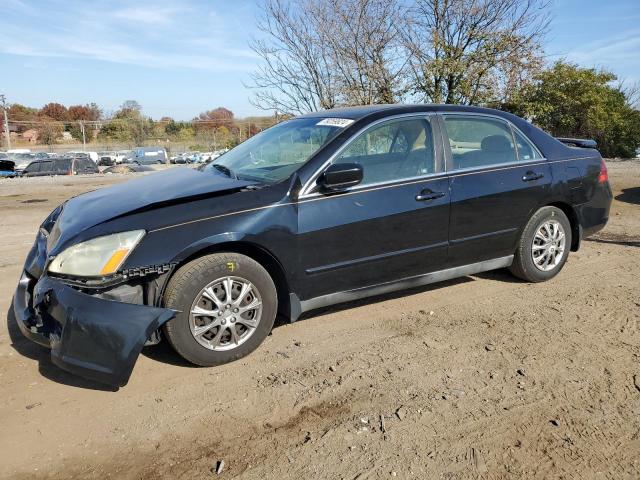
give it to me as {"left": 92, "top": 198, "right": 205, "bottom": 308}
{"left": 298, "top": 255, "right": 514, "bottom": 315}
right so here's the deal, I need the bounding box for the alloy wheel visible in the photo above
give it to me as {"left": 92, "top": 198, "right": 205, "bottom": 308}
{"left": 531, "top": 220, "right": 566, "bottom": 272}
{"left": 189, "top": 276, "right": 263, "bottom": 351}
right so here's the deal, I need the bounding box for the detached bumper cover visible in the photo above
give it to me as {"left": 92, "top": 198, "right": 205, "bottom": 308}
{"left": 14, "top": 273, "right": 175, "bottom": 387}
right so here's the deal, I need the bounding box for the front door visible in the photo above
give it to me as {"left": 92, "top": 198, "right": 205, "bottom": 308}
{"left": 296, "top": 115, "right": 450, "bottom": 300}
{"left": 440, "top": 114, "right": 552, "bottom": 266}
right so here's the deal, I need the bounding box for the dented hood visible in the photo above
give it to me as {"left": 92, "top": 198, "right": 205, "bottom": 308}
{"left": 51, "top": 167, "right": 256, "bottom": 250}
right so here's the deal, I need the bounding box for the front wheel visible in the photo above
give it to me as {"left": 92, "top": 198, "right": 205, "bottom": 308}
{"left": 163, "top": 253, "right": 277, "bottom": 366}
{"left": 510, "top": 206, "right": 572, "bottom": 282}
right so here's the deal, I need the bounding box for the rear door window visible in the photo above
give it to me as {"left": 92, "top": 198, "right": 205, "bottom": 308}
{"left": 39, "top": 161, "right": 53, "bottom": 174}
{"left": 443, "top": 116, "right": 517, "bottom": 170}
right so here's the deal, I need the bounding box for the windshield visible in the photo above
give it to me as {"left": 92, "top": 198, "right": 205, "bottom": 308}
{"left": 204, "top": 117, "right": 350, "bottom": 183}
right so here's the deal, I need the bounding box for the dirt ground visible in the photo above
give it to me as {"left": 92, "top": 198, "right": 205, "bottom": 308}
{"left": 0, "top": 162, "right": 639, "bottom": 480}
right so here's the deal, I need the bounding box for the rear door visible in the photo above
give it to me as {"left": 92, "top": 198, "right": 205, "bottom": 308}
{"left": 55, "top": 158, "right": 73, "bottom": 175}
{"left": 75, "top": 158, "right": 98, "bottom": 174}
{"left": 296, "top": 114, "right": 450, "bottom": 299}
{"left": 38, "top": 161, "right": 54, "bottom": 176}
{"left": 441, "top": 114, "right": 551, "bottom": 266}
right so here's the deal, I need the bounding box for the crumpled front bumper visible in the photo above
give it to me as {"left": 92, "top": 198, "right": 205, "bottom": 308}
{"left": 14, "top": 273, "right": 175, "bottom": 388}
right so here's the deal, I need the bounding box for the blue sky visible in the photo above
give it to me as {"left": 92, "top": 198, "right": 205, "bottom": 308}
{"left": 1, "top": 0, "right": 639, "bottom": 119}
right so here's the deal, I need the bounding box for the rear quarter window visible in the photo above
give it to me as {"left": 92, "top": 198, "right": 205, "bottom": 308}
{"left": 513, "top": 129, "right": 543, "bottom": 160}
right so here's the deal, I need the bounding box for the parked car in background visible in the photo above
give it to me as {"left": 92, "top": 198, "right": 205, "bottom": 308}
{"left": 171, "top": 152, "right": 191, "bottom": 164}
{"left": 0, "top": 159, "right": 15, "bottom": 178}
{"left": 67, "top": 151, "right": 99, "bottom": 163}
{"left": 99, "top": 151, "right": 129, "bottom": 164}
{"left": 7, "top": 148, "right": 31, "bottom": 154}
{"left": 132, "top": 147, "right": 167, "bottom": 164}
{"left": 22, "top": 156, "right": 99, "bottom": 177}
{"left": 117, "top": 150, "right": 135, "bottom": 163}
{"left": 12, "top": 104, "right": 612, "bottom": 387}
{"left": 98, "top": 156, "right": 115, "bottom": 167}
{"left": 9, "top": 153, "right": 36, "bottom": 174}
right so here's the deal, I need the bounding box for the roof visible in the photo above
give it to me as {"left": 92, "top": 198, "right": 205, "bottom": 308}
{"left": 297, "top": 103, "right": 517, "bottom": 121}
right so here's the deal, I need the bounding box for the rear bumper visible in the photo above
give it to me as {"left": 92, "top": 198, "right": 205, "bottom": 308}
{"left": 578, "top": 180, "right": 612, "bottom": 241}
{"left": 14, "top": 272, "right": 175, "bottom": 387}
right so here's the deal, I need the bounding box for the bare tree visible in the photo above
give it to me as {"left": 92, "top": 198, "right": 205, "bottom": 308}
{"left": 403, "top": 0, "right": 550, "bottom": 105}
{"left": 249, "top": 0, "right": 408, "bottom": 114}
{"left": 318, "top": 0, "right": 408, "bottom": 105}
{"left": 619, "top": 79, "right": 640, "bottom": 110}
{"left": 249, "top": 0, "right": 339, "bottom": 114}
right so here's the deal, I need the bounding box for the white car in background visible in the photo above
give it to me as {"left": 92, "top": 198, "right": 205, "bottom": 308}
{"left": 67, "top": 151, "right": 100, "bottom": 163}
{"left": 98, "top": 151, "right": 129, "bottom": 164}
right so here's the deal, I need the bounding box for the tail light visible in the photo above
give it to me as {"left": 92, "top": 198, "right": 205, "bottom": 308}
{"left": 598, "top": 159, "right": 608, "bottom": 184}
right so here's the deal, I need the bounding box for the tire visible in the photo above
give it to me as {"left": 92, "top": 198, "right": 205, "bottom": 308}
{"left": 510, "top": 206, "right": 572, "bottom": 282}
{"left": 163, "top": 253, "right": 277, "bottom": 366}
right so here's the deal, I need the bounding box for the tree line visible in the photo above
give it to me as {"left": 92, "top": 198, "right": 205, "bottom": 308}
{"left": 5, "top": 101, "right": 277, "bottom": 151}
{"left": 248, "top": 0, "right": 640, "bottom": 157}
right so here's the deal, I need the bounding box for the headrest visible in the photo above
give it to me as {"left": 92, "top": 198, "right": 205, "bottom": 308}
{"left": 481, "top": 135, "right": 511, "bottom": 153}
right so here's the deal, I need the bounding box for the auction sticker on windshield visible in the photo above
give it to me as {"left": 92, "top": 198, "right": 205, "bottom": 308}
{"left": 316, "top": 118, "right": 354, "bottom": 127}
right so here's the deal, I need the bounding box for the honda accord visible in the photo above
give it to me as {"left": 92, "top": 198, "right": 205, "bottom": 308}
{"left": 13, "top": 104, "right": 612, "bottom": 387}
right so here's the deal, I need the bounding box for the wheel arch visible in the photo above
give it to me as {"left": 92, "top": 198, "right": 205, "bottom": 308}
{"left": 163, "top": 239, "right": 293, "bottom": 320}
{"left": 547, "top": 201, "right": 581, "bottom": 251}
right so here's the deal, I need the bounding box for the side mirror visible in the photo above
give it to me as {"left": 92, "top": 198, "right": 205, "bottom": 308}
{"left": 318, "top": 163, "right": 363, "bottom": 192}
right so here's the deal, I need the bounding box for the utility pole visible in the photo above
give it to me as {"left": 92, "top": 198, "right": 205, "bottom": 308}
{"left": 1, "top": 94, "right": 11, "bottom": 150}
{"left": 79, "top": 121, "right": 86, "bottom": 151}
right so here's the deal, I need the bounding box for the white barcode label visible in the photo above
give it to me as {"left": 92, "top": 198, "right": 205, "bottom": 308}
{"left": 316, "top": 118, "right": 354, "bottom": 128}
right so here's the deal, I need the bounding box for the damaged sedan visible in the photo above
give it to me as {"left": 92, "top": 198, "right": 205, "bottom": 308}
{"left": 14, "top": 105, "right": 612, "bottom": 387}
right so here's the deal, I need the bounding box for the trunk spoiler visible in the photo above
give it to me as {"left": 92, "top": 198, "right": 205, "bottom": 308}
{"left": 556, "top": 137, "right": 597, "bottom": 149}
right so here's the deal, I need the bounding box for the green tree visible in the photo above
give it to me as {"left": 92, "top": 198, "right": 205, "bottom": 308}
{"left": 99, "top": 101, "right": 149, "bottom": 145}
{"left": 506, "top": 61, "right": 640, "bottom": 158}
{"left": 97, "top": 118, "right": 135, "bottom": 143}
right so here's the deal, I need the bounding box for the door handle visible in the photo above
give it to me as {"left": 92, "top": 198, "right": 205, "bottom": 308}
{"left": 522, "top": 171, "right": 544, "bottom": 182}
{"left": 416, "top": 190, "right": 445, "bottom": 201}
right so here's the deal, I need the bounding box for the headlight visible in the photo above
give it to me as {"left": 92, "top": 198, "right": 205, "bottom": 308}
{"left": 48, "top": 230, "right": 145, "bottom": 277}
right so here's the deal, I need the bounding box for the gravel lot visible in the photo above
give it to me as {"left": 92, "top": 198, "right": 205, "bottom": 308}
{"left": 0, "top": 161, "right": 639, "bottom": 479}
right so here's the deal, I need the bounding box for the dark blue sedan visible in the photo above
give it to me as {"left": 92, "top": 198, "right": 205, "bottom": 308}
{"left": 14, "top": 104, "right": 612, "bottom": 387}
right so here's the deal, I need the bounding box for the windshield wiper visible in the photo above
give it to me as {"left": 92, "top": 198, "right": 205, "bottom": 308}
{"left": 211, "top": 163, "right": 237, "bottom": 179}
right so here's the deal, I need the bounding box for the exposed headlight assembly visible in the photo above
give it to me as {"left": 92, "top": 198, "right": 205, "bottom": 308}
{"left": 48, "top": 230, "right": 145, "bottom": 277}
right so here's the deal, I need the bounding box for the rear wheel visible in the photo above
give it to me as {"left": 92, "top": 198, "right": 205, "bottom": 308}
{"left": 510, "top": 206, "right": 572, "bottom": 282}
{"left": 163, "top": 253, "right": 277, "bottom": 366}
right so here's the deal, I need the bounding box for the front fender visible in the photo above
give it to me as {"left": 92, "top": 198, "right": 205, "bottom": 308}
{"left": 169, "top": 231, "right": 249, "bottom": 263}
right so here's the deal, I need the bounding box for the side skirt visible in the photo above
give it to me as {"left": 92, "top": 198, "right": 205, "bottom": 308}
{"left": 296, "top": 255, "right": 514, "bottom": 317}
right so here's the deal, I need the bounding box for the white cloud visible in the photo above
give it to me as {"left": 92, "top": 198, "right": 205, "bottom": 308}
{"left": 0, "top": 0, "right": 259, "bottom": 72}
{"left": 113, "top": 7, "right": 180, "bottom": 25}
{"left": 545, "top": 27, "right": 640, "bottom": 83}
